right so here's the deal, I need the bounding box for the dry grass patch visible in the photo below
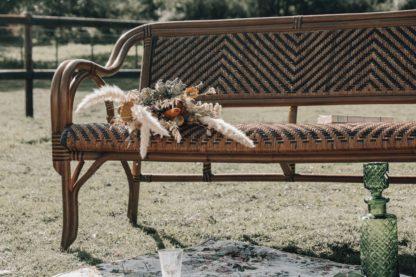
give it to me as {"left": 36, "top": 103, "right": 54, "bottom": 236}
{"left": 0, "top": 83, "right": 415, "bottom": 276}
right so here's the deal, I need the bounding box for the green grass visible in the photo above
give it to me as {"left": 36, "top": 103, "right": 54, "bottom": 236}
{"left": 0, "top": 82, "right": 415, "bottom": 276}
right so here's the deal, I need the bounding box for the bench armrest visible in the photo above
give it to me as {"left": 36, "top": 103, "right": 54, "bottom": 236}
{"left": 51, "top": 25, "right": 147, "bottom": 165}
{"left": 51, "top": 24, "right": 147, "bottom": 134}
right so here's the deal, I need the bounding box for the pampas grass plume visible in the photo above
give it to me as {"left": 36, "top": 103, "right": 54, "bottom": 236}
{"left": 131, "top": 105, "right": 170, "bottom": 158}
{"left": 199, "top": 116, "right": 254, "bottom": 148}
{"left": 75, "top": 85, "right": 126, "bottom": 113}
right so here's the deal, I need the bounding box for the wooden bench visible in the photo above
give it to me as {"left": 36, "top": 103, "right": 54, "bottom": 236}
{"left": 51, "top": 10, "right": 416, "bottom": 250}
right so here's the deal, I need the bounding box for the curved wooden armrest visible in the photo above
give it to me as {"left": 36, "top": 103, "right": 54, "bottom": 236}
{"left": 50, "top": 24, "right": 148, "bottom": 135}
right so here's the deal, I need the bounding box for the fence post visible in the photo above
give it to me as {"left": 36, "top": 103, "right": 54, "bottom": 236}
{"left": 24, "top": 12, "right": 33, "bottom": 117}
{"left": 20, "top": 43, "right": 24, "bottom": 68}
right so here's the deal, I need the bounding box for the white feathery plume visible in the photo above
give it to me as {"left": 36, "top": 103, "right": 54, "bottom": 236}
{"left": 75, "top": 85, "right": 127, "bottom": 113}
{"left": 139, "top": 125, "right": 151, "bottom": 159}
{"left": 131, "top": 104, "right": 170, "bottom": 158}
{"left": 131, "top": 105, "right": 170, "bottom": 137}
{"left": 171, "top": 126, "right": 182, "bottom": 143}
{"left": 199, "top": 116, "right": 255, "bottom": 148}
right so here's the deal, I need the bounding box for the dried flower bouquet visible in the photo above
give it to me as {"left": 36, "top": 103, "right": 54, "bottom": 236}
{"left": 76, "top": 79, "right": 255, "bottom": 158}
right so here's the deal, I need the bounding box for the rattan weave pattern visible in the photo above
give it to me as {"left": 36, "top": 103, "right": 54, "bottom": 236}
{"left": 150, "top": 26, "right": 416, "bottom": 99}
{"left": 61, "top": 122, "right": 416, "bottom": 153}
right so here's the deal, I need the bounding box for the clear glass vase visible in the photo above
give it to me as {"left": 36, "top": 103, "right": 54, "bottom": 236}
{"left": 158, "top": 249, "right": 183, "bottom": 277}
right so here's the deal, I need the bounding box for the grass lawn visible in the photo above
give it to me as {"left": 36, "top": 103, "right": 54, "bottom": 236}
{"left": 0, "top": 80, "right": 415, "bottom": 276}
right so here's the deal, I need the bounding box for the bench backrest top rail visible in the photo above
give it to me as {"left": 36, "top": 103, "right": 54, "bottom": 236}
{"left": 139, "top": 10, "right": 416, "bottom": 106}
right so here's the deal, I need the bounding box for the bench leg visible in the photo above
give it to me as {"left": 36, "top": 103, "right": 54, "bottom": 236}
{"left": 123, "top": 161, "right": 141, "bottom": 225}
{"left": 59, "top": 161, "right": 79, "bottom": 251}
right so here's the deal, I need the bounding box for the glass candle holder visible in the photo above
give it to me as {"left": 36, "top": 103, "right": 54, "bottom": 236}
{"left": 158, "top": 249, "right": 183, "bottom": 277}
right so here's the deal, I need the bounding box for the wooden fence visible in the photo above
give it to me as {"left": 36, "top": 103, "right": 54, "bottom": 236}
{"left": 0, "top": 13, "right": 147, "bottom": 117}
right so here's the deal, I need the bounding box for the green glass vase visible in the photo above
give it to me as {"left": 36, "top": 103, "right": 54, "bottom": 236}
{"left": 360, "top": 163, "right": 399, "bottom": 277}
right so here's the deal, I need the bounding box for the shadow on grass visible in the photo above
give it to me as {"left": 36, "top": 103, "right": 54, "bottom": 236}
{"left": 241, "top": 234, "right": 259, "bottom": 246}
{"left": 71, "top": 249, "right": 104, "bottom": 266}
{"left": 132, "top": 222, "right": 186, "bottom": 250}
{"left": 322, "top": 243, "right": 415, "bottom": 275}
{"left": 319, "top": 242, "right": 361, "bottom": 265}
{"left": 240, "top": 236, "right": 416, "bottom": 276}
{"left": 399, "top": 254, "right": 416, "bottom": 276}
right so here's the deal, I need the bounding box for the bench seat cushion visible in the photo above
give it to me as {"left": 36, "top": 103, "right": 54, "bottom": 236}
{"left": 60, "top": 122, "right": 416, "bottom": 154}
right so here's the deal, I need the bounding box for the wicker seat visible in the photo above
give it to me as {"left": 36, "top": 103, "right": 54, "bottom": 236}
{"left": 61, "top": 122, "right": 416, "bottom": 154}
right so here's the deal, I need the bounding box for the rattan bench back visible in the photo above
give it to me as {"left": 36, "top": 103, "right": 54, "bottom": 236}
{"left": 140, "top": 10, "right": 416, "bottom": 107}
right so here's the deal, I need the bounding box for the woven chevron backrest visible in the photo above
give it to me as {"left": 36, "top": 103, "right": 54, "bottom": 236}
{"left": 144, "top": 11, "right": 416, "bottom": 106}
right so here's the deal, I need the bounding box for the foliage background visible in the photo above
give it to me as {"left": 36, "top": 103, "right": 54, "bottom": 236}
{"left": 1, "top": 0, "right": 415, "bottom": 47}
{"left": 1, "top": 0, "right": 416, "bottom": 21}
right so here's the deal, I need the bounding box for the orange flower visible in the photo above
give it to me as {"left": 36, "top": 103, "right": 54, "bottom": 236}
{"left": 185, "top": 86, "right": 199, "bottom": 98}
{"left": 163, "top": 108, "right": 181, "bottom": 119}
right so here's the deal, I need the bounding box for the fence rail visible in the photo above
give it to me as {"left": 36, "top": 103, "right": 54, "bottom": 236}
{"left": 0, "top": 14, "right": 146, "bottom": 28}
{"left": 0, "top": 13, "right": 146, "bottom": 117}
{"left": 0, "top": 69, "right": 140, "bottom": 80}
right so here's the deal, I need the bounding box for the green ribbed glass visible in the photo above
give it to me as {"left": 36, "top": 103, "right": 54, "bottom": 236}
{"left": 361, "top": 214, "right": 398, "bottom": 276}
{"left": 360, "top": 163, "right": 399, "bottom": 277}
